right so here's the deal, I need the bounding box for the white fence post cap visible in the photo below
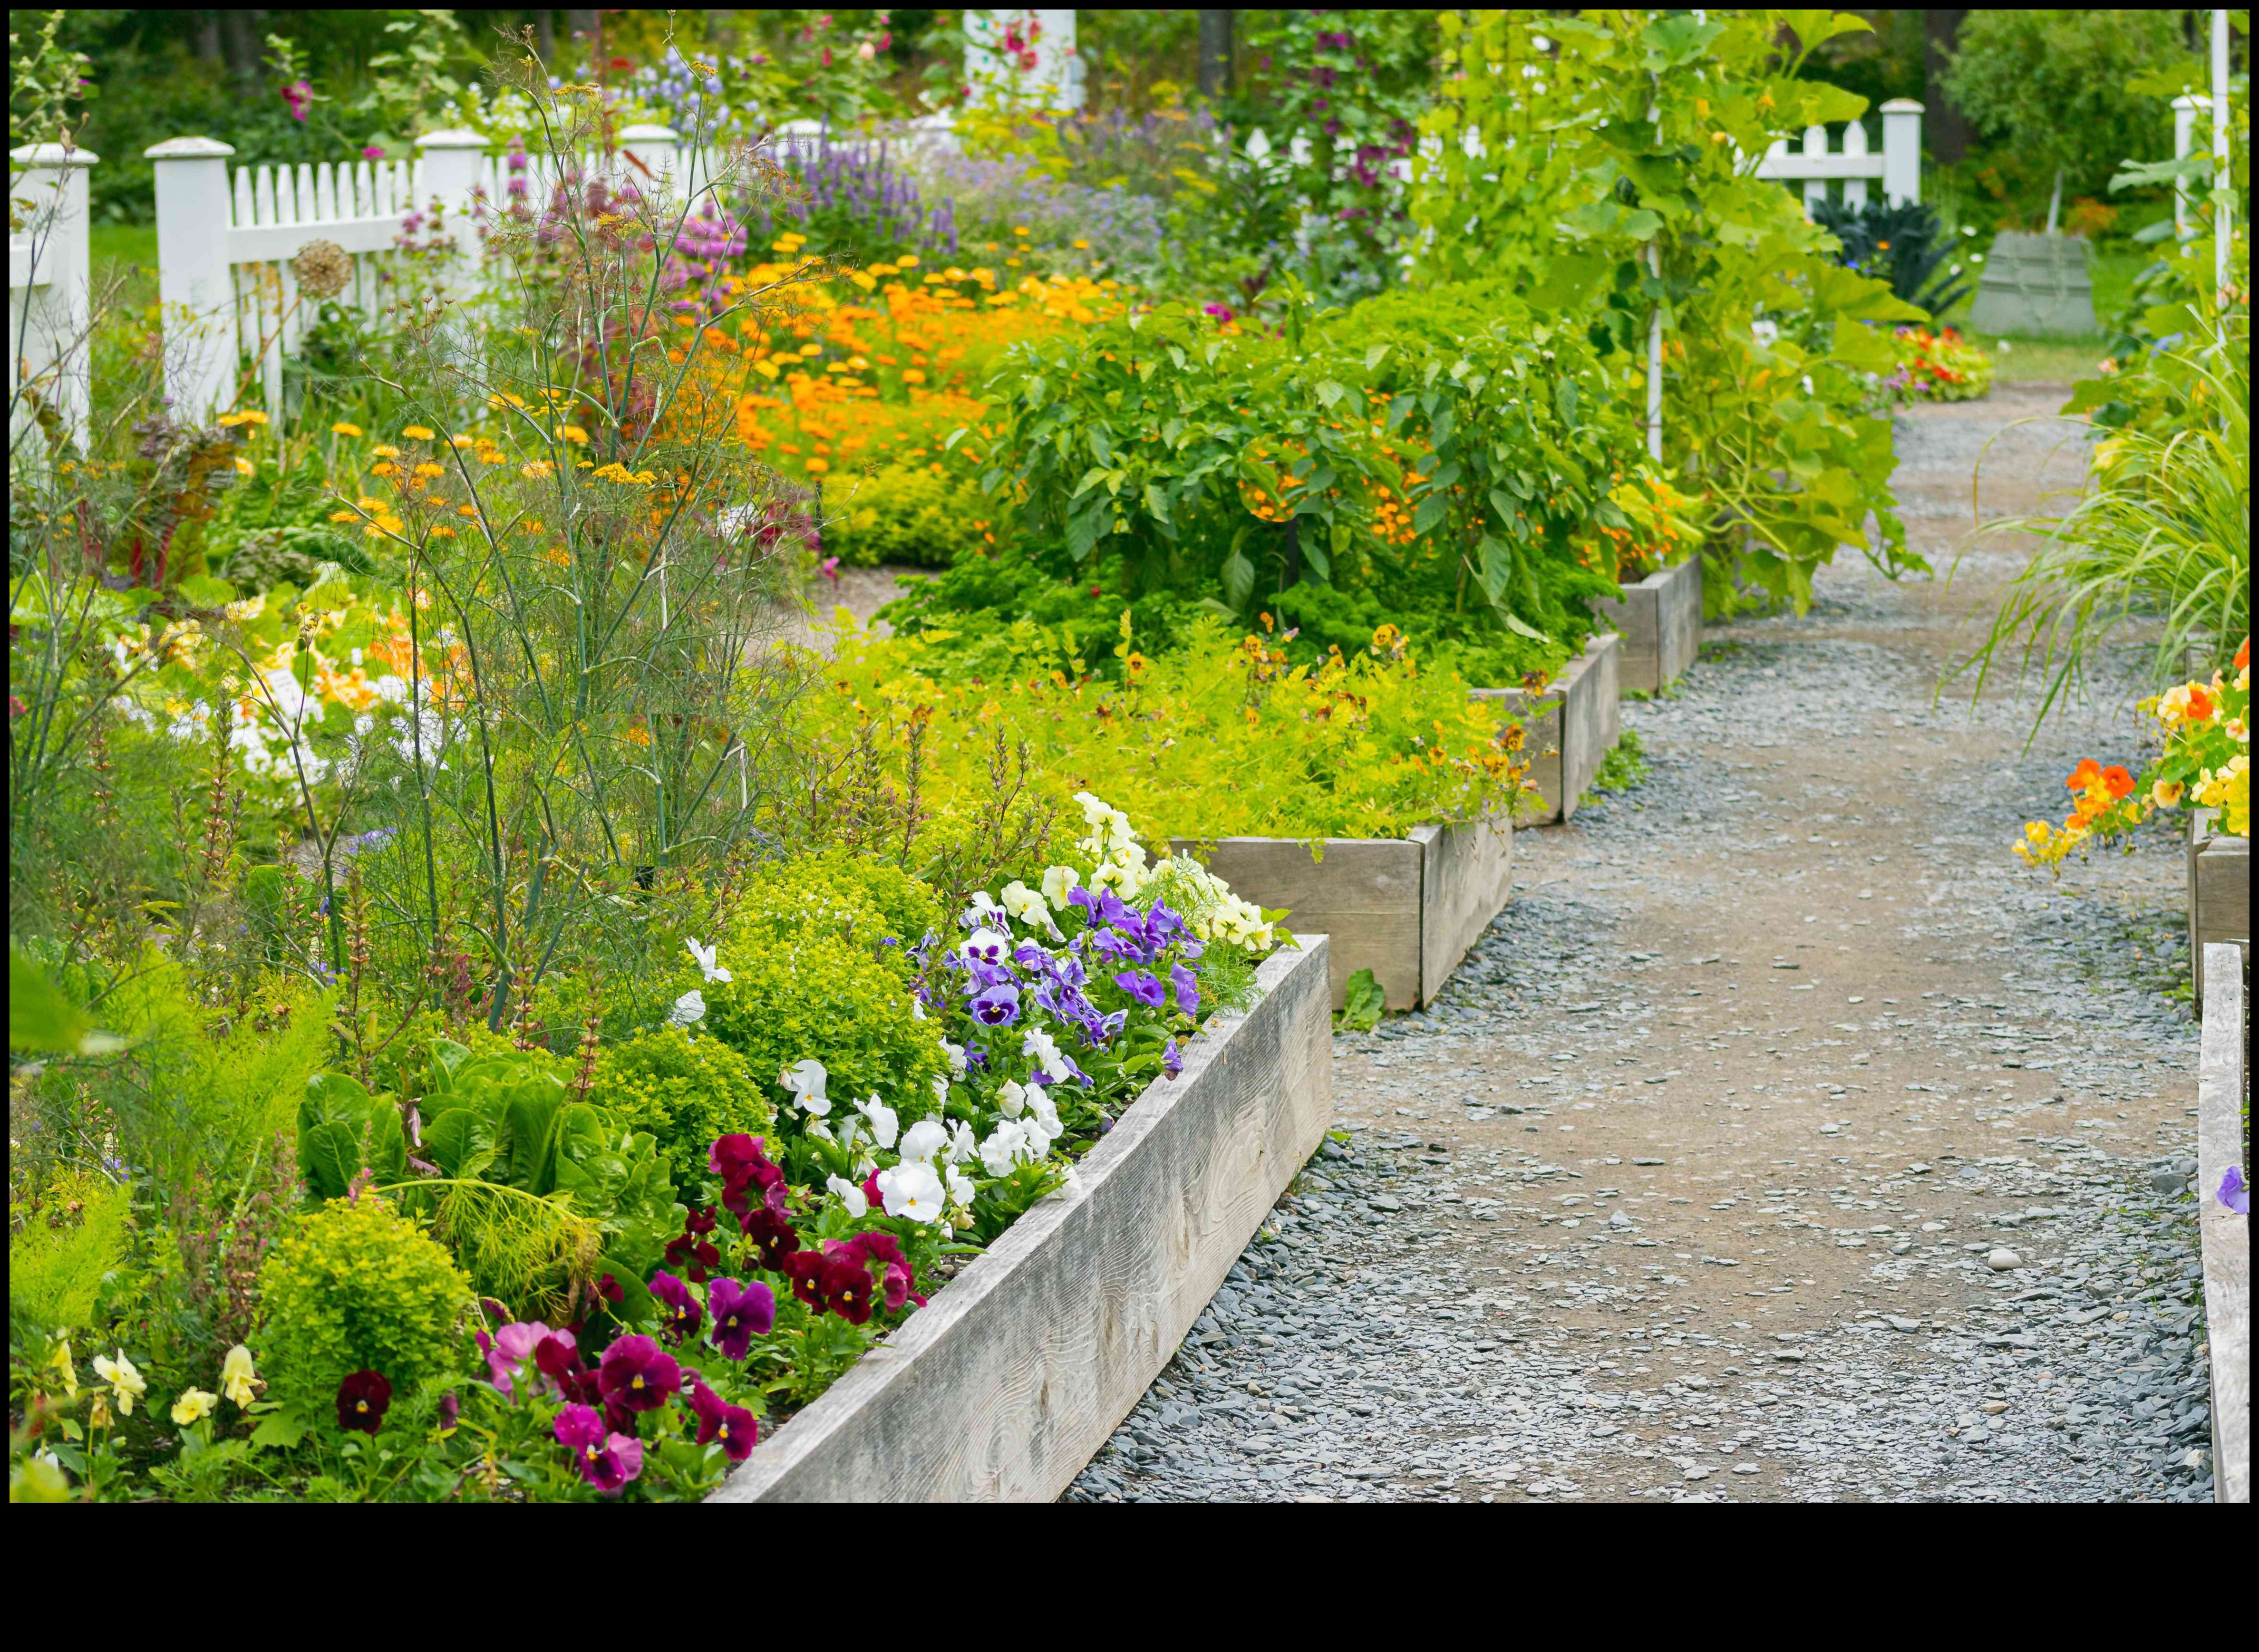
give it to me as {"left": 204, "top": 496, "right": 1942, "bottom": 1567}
{"left": 415, "top": 129, "right": 490, "bottom": 151}
{"left": 144, "top": 136, "right": 235, "bottom": 160}
{"left": 10, "top": 143, "right": 99, "bottom": 167}
{"left": 1878, "top": 99, "right": 1924, "bottom": 114}
{"left": 618, "top": 123, "right": 680, "bottom": 142}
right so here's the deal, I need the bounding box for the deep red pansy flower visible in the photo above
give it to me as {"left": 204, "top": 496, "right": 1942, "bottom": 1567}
{"left": 336, "top": 1369, "right": 393, "bottom": 1434}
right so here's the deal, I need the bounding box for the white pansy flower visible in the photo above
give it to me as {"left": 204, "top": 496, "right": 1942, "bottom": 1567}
{"left": 1040, "top": 864, "right": 1080, "bottom": 906}
{"left": 899, "top": 1118, "right": 950, "bottom": 1163}
{"left": 999, "top": 879, "right": 1053, "bottom": 931}
{"left": 668, "top": 989, "right": 707, "bottom": 1026}
{"left": 949, "top": 1120, "right": 978, "bottom": 1164}
{"left": 995, "top": 1078, "right": 1028, "bottom": 1118}
{"left": 945, "top": 1164, "right": 977, "bottom": 1208}
{"left": 1022, "top": 1027, "right": 1072, "bottom": 1082}
{"left": 685, "top": 937, "right": 732, "bottom": 984}
{"left": 940, "top": 1039, "right": 968, "bottom": 1077}
{"left": 911, "top": 997, "right": 927, "bottom": 1020}
{"left": 961, "top": 928, "right": 1010, "bottom": 966}
{"left": 932, "top": 1071, "right": 951, "bottom": 1104}
{"left": 827, "top": 1174, "right": 870, "bottom": 1217}
{"left": 877, "top": 1160, "right": 947, "bottom": 1223}
{"left": 780, "top": 1057, "right": 831, "bottom": 1115}
{"left": 979, "top": 1120, "right": 1029, "bottom": 1177}
{"left": 854, "top": 1094, "right": 900, "bottom": 1150}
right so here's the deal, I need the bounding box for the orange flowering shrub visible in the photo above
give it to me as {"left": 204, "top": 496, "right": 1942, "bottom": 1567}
{"left": 2016, "top": 637, "right": 2251, "bottom": 870}
{"left": 709, "top": 254, "right": 1125, "bottom": 496}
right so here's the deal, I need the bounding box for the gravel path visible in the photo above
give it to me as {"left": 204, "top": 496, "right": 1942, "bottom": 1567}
{"left": 1070, "top": 385, "right": 2218, "bottom": 1504}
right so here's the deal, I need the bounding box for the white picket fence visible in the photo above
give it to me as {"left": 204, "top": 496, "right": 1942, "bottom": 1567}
{"left": 8, "top": 142, "right": 97, "bottom": 452}
{"left": 1753, "top": 99, "right": 1924, "bottom": 210}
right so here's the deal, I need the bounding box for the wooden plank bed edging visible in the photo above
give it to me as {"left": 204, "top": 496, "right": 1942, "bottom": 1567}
{"left": 708, "top": 936, "right": 1334, "bottom": 1504}
{"left": 1170, "top": 817, "right": 1512, "bottom": 1011}
{"left": 1471, "top": 631, "right": 1621, "bottom": 821}
{"left": 2189, "top": 807, "right": 2250, "bottom": 1001}
{"left": 1592, "top": 556, "right": 1701, "bottom": 695}
{"left": 2195, "top": 941, "right": 2250, "bottom": 1505}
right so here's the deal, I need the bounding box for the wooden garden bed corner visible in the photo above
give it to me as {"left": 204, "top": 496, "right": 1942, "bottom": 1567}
{"left": 1471, "top": 631, "right": 1620, "bottom": 822}
{"left": 2189, "top": 807, "right": 2250, "bottom": 1000}
{"left": 1592, "top": 556, "right": 1701, "bottom": 696}
{"left": 709, "top": 937, "right": 1334, "bottom": 1503}
{"left": 2196, "top": 941, "right": 2250, "bottom": 1505}
{"left": 1171, "top": 818, "right": 1511, "bottom": 1012}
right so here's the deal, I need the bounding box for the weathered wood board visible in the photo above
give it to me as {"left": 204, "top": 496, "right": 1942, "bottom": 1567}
{"left": 2189, "top": 808, "right": 2251, "bottom": 1000}
{"left": 2196, "top": 942, "right": 2250, "bottom": 1505}
{"left": 709, "top": 938, "right": 1333, "bottom": 1504}
{"left": 1472, "top": 631, "right": 1621, "bottom": 821}
{"left": 1592, "top": 557, "right": 1701, "bottom": 694}
{"left": 1172, "top": 818, "right": 1511, "bottom": 1011}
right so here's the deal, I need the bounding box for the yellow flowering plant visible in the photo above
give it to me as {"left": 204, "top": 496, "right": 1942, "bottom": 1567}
{"left": 2016, "top": 636, "right": 2250, "bottom": 870}
{"left": 802, "top": 610, "right": 1535, "bottom": 849}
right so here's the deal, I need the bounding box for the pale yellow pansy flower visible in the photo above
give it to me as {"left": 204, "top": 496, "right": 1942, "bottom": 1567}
{"left": 171, "top": 1388, "right": 219, "bottom": 1426}
{"left": 220, "top": 1344, "right": 260, "bottom": 1409}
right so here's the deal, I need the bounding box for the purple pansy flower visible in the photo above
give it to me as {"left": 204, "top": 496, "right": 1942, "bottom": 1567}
{"left": 596, "top": 1334, "right": 680, "bottom": 1413}
{"left": 1169, "top": 962, "right": 1201, "bottom": 1017}
{"left": 555, "top": 1402, "right": 644, "bottom": 1493}
{"left": 2221, "top": 1166, "right": 2250, "bottom": 1215}
{"left": 1162, "top": 1037, "right": 1183, "bottom": 1077}
{"left": 971, "top": 980, "right": 1021, "bottom": 1026}
{"left": 650, "top": 1271, "right": 702, "bottom": 1345}
{"left": 1113, "top": 969, "right": 1166, "bottom": 1010}
{"left": 688, "top": 1379, "right": 758, "bottom": 1461}
{"left": 708, "top": 1276, "right": 777, "bottom": 1360}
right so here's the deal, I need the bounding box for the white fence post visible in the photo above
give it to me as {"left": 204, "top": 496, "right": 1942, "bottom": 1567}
{"left": 618, "top": 122, "right": 680, "bottom": 198}
{"left": 8, "top": 142, "right": 98, "bottom": 454}
{"left": 1880, "top": 99, "right": 1922, "bottom": 206}
{"left": 2213, "top": 7, "right": 2233, "bottom": 297}
{"left": 147, "top": 136, "right": 238, "bottom": 423}
{"left": 2174, "top": 93, "right": 2203, "bottom": 236}
{"left": 414, "top": 129, "right": 490, "bottom": 302}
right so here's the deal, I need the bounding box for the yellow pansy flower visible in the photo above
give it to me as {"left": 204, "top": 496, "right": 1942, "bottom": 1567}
{"left": 171, "top": 1388, "right": 219, "bottom": 1426}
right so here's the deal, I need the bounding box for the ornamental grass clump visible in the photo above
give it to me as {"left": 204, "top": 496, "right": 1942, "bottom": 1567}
{"left": 807, "top": 611, "right": 1533, "bottom": 846}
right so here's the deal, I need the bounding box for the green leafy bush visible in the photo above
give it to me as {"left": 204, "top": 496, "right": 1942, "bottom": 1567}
{"left": 702, "top": 929, "right": 944, "bottom": 1111}
{"left": 808, "top": 611, "right": 1532, "bottom": 843}
{"left": 734, "top": 849, "right": 943, "bottom": 961}
{"left": 255, "top": 1195, "right": 472, "bottom": 1417}
{"left": 1412, "top": 10, "right": 1925, "bottom": 609}
{"left": 8, "top": 1171, "right": 131, "bottom": 1333}
{"left": 594, "top": 1027, "right": 773, "bottom": 1187}
{"left": 822, "top": 466, "right": 992, "bottom": 569}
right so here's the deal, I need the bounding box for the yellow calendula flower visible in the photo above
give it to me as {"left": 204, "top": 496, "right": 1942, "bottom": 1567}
{"left": 332, "top": 421, "right": 363, "bottom": 437}
{"left": 415, "top": 463, "right": 446, "bottom": 478}
{"left": 556, "top": 425, "right": 591, "bottom": 445}
{"left": 171, "top": 1388, "right": 219, "bottom": 1426}
{"left": 373, "top": 444, "right": 401, "bottom": 458}
{"left": 401, "top": 425, "right": 436, "bottom": 440}
{"left": 234, "top": 457, "right": 255, "bottom": 475}
{"left": 521, "top": 460, "right": 555, "bottom": 480}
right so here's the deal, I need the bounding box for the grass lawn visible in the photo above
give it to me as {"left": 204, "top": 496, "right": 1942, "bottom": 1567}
{"left": 1945, "top": 242, "right": 2151, "bottom": 387}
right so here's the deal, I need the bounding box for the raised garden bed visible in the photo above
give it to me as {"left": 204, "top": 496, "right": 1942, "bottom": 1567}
{"left": 709, "top": 937, "right": 1335, "bottom": 1503}
{"left": 1168, "top": 820, "right": 1511, "bottom": 1012}
{"left": 2190, "top": 807, "right": 2250, "bottom": 1001}
{"left": 1592, "top": 557, "right": 1701, "bottom": 696}
{"left": 2195, "top": 940, "right": 2250, "bottom": 1505}
{"left": 1471, "top": 632, "right": 1621, "bottom": 822}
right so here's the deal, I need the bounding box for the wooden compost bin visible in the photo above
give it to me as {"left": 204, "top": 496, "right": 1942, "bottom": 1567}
{"left": 710, "top": 937, "right": 1334, "bottom": 1504}
{"left": 1168, "top": 818, "right": 1511, "bottom": 1013}
{"left": 1592, "top": 556, "right": 1701, "bottom": 695}
{"left": 2189, "top": 807, "right": 2251, "bottom": 1000}
{"left": 1470, "top": 631, "right": 1620, "bottom": 821}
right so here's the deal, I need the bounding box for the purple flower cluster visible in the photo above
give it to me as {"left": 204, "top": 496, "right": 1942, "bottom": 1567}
{"left": 921, "top": 149, "right": 1167, "bottom": 276}
{"left": 914, "top": 881, "right": 1204, "bottom": 1083}
{"left": 760, "top": 132, "right": 956, "bottom": 261}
